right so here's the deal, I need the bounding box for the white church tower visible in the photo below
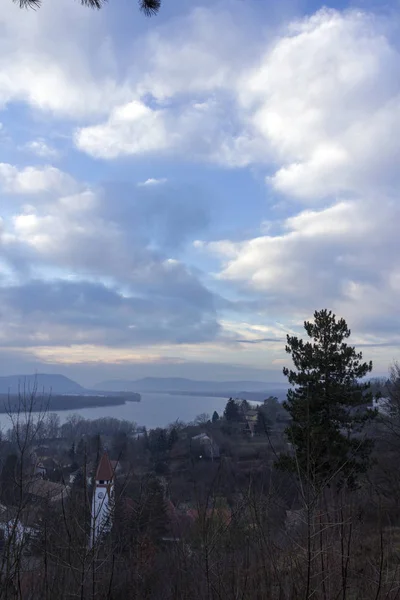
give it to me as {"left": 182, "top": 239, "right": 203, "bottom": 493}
{"left": 90, "top": 452, "right": 115, "bottom": 547}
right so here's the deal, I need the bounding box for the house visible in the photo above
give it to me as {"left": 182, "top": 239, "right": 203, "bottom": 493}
{"left": 191, "top": 433, "right": 220, "bottom": 460}
{"left": 33, "top": 445, "right": 52, "bottom": 459}
{"left": 373, "top": 396, "right": 390, "bottom": 415}
{"left": 26, "top": 478, "right": 68, "bottom": 504}
{"left": 69, "top": 462, "right": 95, "bottom": 486}
{"left": 0, "top": 518, "right": 29, "bottom": 545}
{"left": 33, "top": 457, "right": 61, "bottom": 480}
{"left": 69, "top": 469, "right": 80, "bottom": 484}
{"left": 243, "top": 409, "right": 258, "bottom": 437}
{"left": 0, "top": 505, "right": 39, "bottom": 548}
{"left": 34, "top": 462, "right": 47, "bottom": 478}
{"left": 90, "top": 452, "right": 115, "bottom": 547}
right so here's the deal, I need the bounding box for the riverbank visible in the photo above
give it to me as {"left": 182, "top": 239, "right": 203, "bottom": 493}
{"left": 0, "top": 392, "right": 228, "bottom": 431}
{"left": 0, "top": 392, "right": 141, "bottom": 413}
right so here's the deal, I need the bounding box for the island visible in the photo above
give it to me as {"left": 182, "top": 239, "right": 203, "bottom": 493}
{"left": 0, "top": 392, "right": 141, "bottom": 413}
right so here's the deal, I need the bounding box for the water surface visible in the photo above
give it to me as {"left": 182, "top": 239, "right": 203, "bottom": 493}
{"left": 0, "top": 392, "right": 229, "bottom": 432}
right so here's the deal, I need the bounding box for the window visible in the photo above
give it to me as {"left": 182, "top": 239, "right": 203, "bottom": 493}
{"left": 99, "top": 480, "right": 104, "bottom": 484}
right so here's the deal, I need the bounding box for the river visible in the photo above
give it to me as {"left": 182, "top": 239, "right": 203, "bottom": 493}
{"left": 0, "top": 392, "right": 230, "bottom": 432}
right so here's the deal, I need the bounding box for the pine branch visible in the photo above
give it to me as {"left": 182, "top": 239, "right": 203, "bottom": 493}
{"left": 139, "top": 0, "right": 161, "bottom": 16}
{"left": 13, "top": 0, "right": 162, "bottom": 14}
{"left": 80, "top": 0, "right": 106, "bottom": 8}
{"left": 14, "top": 0, "right": 41, "bottom": 7}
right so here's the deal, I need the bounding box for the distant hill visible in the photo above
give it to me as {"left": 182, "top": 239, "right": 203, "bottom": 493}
{"left": 94, "top": 377, "right": 287, "bottom": 396}
{"left": 0, "top": 374, "right": 85, "bottom": 395}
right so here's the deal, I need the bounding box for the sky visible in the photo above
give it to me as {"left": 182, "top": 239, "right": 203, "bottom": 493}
{"left": 0, "top": 0, "right": 400, "bottom": 386}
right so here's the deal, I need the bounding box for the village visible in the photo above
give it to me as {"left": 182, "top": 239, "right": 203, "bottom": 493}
{"left": 0, "top": 381, "right": 393, "bottom": 599}
{"left": 0, "top": 396, "right": 293, "bottom": 596}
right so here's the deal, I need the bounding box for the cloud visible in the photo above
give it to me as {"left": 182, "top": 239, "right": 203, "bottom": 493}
{"left": 23, "top": 139, "right": 60, "bottom": 159}
{"left": 3, "top": 184, "right": 206, "bottom": 277}
{"left": 1, "top": 2, "right": 400, "bottom": 376}
{"left": 0, "top": 166, "right": 219, "bottom": 353}
{"left": 73, "top": 5, "right": 258, "bottom": 160}
{"left": 0, "top": 163, "right": 77, "bottom": 195}
{"left": 200, "top": 194, "right": 400, "bottom": 341}
{"left": 244, "top": 9, "right": 400, "bottom": 200}
{"left": 0, "top": 279, "right": 220, "bottom": 349}
{"left": 138, "top": 178, "right": 168, "bottom": 186}
{"left": 74, "top": 97, "right": 242, "bottom": 161}
{"left": 0, "top": 0, "right": 134, "bottom": 118}
{"left": 2, "top": 2, "right": 399, "bottom": 193}
{"left": 75, "top": 101, "right": 171, "bottom": 158}
{"left": 73, "top": 5, "right": 400, "bottom": 205}
{"left": 171, "top": 7, "right": 400, "bottom": 354}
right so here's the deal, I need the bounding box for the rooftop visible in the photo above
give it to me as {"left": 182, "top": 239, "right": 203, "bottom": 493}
{"left": 27, "top": 479, "right": 67, "bottom": 502}
{"left": 96, "top": 453, "right": 115, "bottom": 482}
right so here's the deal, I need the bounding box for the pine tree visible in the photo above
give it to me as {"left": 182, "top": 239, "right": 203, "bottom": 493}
{"left": 89, "top": 433, "right": 102, "bottom": 464}
{"left": 277, "top": 309, "right": 377, "bottom": 489}
{"left": 224, "top": 398, "right": 240, "bottom": 422}
{"left": 239, "top": 399, "right": 251, "bottom": 414}
{"left": 263, "top": 396, "right": 280, "bottom": 422}
{"left": 212, "top": 411, "right": 220, "bottom": 423}
{"left": 111, "top": 431, "right": 128, "bottom": 461}
{"left": 168, "top": 427, "right": 179, "bottom": 450}
{"left": 76, "top": 438, "right": 86, "bottom": 466}
{"left": 138, "top": 476, "right": 168, "bottom": 542}
{"left": 254, "top": 409, "right": 271, "bottom": 435}
{"left": 68, "top": 441, "right": 75, "bottom": 462}
{"left": 1, "top": 454, "right": 19, "bottom": 505}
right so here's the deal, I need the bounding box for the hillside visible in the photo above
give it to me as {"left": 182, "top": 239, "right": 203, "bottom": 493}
{"left": 0, "top": 374, "right": 85, "bottom": 395}
{"left": 94, "top": 377, "right": 287, "bottom": 394}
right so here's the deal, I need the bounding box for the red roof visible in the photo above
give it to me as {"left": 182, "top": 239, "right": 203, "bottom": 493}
{"left": 96, "top": 453, "right": 114, "bottom": 481}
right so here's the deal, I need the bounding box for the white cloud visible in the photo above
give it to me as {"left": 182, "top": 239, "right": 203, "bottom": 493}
{"left": 24, "top": 139, "right": 60, "bottom": 159}
{"left": 0, "top": 163, "right": 77, "bottom": 195}
{"left": 75, "top": 97, "right": 237, "bottom": 160}
{"left": 0, "top": 164, "right": 219, "bottom": 352}
{"left": 1, "top": 2, "right": 399, "bottom": 192}
{"left": 75, "top": 101, "right": 170, "bottom": 158}
{"left": 201, "top": 194, "right": 400, "bottom": 339}
{"left": 138, "top": 178, "right": 168, "bottom": 186}
{"left": 136, "top": 7, "right": 248, "bottom": 101}
{"left": 0, "top": 0, "right": 133, "bottom": 118}
{"left": 71, "top": 5, "right": 400, "bottom": 214}
{"left": 1, "top": 2, "right": 400, "bottom": 371}
{"left": 245, "top": 9, "right": 400, "bottom": 200}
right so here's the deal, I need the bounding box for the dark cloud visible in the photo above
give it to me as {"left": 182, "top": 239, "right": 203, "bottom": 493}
{"left": 0, "top": 277, "right": 220, "bottom": 347}
{"left": 100, "top": 180, "right": 210, "bottom": 253}
{"left": 0, "top": 172, "right": 227, "bottom": 355}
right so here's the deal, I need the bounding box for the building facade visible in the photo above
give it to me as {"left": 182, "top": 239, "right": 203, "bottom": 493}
{"left": 90, "top": 453, "right": 115, "bottom": 547}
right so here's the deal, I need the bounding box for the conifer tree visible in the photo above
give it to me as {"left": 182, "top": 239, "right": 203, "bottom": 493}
{"left": 224, "top": 398, "right": 240, "bottom": 422}
{"left": 168, "top": 427, "right": 179, "bottom": 450}
{"left": 254, "top": 409, "right": 271, "bottom": 435}
{"left": 277, "top": 309, "right": 377, "bottom": 488}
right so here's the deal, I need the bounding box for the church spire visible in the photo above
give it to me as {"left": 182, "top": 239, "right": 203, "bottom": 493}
{"left": 90, "top": 451, "right": 116, "bottom": 547}
{"left": 95, "top": 452, "right": 114, "bottom": 483}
